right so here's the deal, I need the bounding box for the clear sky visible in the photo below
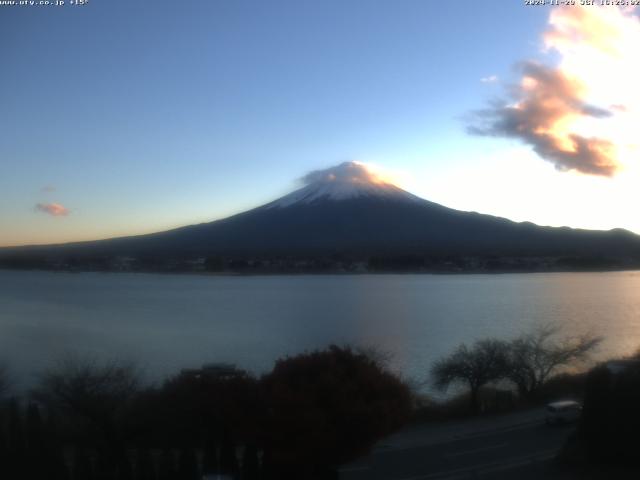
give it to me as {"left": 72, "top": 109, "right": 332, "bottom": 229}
{"left": 2, "top": 1, "right": 638, "bottom": 247}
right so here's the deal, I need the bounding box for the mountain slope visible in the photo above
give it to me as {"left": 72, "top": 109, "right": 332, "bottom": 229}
{"left": 3, "top": 162, "right": 640, "bottom": 263}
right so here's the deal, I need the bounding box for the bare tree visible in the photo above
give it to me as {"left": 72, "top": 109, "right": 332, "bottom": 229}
{"left": 32, "top": 354, "right": 141, "bottom": 472}
{"left": 505, "top": 325, "right": 601, "bottom": 399}
{"left": 431, "top": 339, "right": 509, "bottom": 413}
{"left": 34, "top": 355, "right": 140, "bottom": 422}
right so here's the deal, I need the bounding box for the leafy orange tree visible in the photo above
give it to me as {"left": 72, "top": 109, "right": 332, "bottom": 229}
{"left": 261, "top": 345, "right": 413, "bottom": 479}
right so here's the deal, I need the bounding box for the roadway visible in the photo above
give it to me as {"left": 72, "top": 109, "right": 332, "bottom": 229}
{"left": 339, "top": 409, "right": 575, "bottom": 480}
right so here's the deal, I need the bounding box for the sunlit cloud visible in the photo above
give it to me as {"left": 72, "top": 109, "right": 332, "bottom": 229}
{"left": 35, "top": 203, "right": 70, "bottom": 217}
{"left": 301, "top": 161, "right": 397, "bottom": 186}
{"left": 469, "top": 5, "right": 640, "bottom": 177}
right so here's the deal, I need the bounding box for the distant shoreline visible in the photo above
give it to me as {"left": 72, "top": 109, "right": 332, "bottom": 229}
{"left": 2, "top": 266, "right": 640, "bottom": 276}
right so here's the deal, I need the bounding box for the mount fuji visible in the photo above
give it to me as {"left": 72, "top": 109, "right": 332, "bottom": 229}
{"left": 3, "top": 162, "right": 640, "bottom": 269}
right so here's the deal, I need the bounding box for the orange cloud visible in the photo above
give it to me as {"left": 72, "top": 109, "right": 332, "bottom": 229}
{"left": 35, "top": 203, "right": 70, "bottom": 217}
{"left": 469, "top": 5, "right": 640, "bottom": 177}
{"left": 469, "top": 62, "right": 616, "bottom": 176}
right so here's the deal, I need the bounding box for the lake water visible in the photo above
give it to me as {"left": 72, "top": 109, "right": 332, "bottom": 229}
{"left": 2, "top": 269, "right": 640, "bottom": 391}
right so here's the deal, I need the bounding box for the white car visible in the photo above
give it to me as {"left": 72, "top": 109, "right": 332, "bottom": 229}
{"left": 545, "top": 400, "right": 582, "bottom": 425}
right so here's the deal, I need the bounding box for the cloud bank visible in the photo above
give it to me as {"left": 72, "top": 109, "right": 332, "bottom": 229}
{"left": 35, "top": 203, "right": 70, "bottom": 217}
{"left": 469, "top": 5, "right": 640, "bottom": 177}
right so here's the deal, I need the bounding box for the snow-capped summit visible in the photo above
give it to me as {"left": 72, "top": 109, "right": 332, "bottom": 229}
{"left": 266, "top": 161, "right": 422, "bottom": 208}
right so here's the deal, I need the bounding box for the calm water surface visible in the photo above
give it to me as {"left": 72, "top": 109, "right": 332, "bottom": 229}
{"left": 2, "top": 270, "right": 640, "bottom": 389}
